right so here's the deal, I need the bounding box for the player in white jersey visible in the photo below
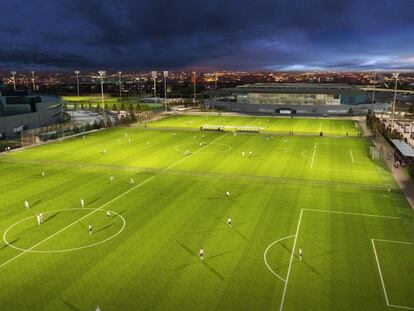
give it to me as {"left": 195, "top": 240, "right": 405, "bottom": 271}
{"left": 226, "top": 191, "right": 230, "bottom": 198}
{"left": 249, "top": 151, "right": 252, "bottom": 157}
{"left": 242, "top": 151, "right": 245, "bottom": 157}
{"left": 80, "top": 198, "right": 85, "bottom": 208}
{"left": 199, "top": 247, "right": 205, "bottom": 261}
{"left": 130, "top": 178, "right": 134, "bottom": 184}
{"left": 95, "top": 306, "right": 101, "bottom": 311}
{"left": 24, "top": 200, "right": 29, "bottom": 209}
{"left": 88, "top": 224, "right": 93, "bottom": 235}
{"left": 128, "top": 139, "right": 131, "bottom": 144}
{"left": 106, "top": 211, "right": 111, "bottom": 218}
{"left": 227, "top": 217, "right": 232, "bottom": 228}
{"left": 299, "top": 248, "right": 302, "bottom": 262}
{"left": 41, "top": 171, "right": 45, "bottom": 177}
{"left": 39, "top": 213, "right": 43, "bottom": 224}
{"left": 110, "top": 176, "right": 114, "bottom": 183}
{"left": 37, "top": 214, "right": 41, "bottom": 225}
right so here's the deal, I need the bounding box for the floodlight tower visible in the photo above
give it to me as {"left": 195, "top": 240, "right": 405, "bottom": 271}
{"left": 215, "top": 72, "right": 218, "bottom": 89}
{"left": 117, "top": 71, "right": 122, "bottom": 97}
{"left": 151, "top": 71, "right": 157, "bottom": 101}
{"left": 75, "top": 71, "right": 80, "bottom": 97}
{"left": 391, "top": 73, "right": 399, "bottom": 128}
{"left": 31, "top": 71, "right": 36, "bottom": 92}
{"left": 163, "top": 71, "right": 168, "bottom": 111}
{"left": 192, "top": 71, "right": 196, "bottom": 103}
{"left": 98, "top": 70, "right": 107, "bottom": 125}
{"left": 10, "top": 71, "right": 16, "bottom": 91}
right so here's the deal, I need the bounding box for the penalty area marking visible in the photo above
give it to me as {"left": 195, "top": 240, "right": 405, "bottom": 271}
{"left": 371, "top": 239, "right": 414, "bottom": 310}
{"left": 310, "top": 144, "right": 317, "bottom": 169}
{"left": 264, "top": 235, "right": 296, "bottom": 282}
{"left": 174, "top": 142, "right": 232, "bottom": 154}
{"left": 3, "top": 208, "right": 126, "bottom": 253}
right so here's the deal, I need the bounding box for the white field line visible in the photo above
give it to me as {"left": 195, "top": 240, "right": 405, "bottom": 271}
{"left": 303, "top": 208, "right": 400, "bottom": 219}
{"left": 279, "top": 209, "right": 304, "bottom": 311}
{"left": 310, "top": 144, "right": 317, "bottom": 169}
{"left": 371, "top": 239, "right": 414, "bottom": 310}
{"left": 350, "top": 150, "right": 355, "bottom": 163}
{"left": 264, "top": 235, "right": 296, "bottom": 283}
{"left": 0, "top": 132, "right": 227, "bottom": 269}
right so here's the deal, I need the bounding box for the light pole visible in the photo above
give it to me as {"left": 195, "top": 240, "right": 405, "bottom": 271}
{"left": 31, "top": 71, "right": 36, "bottom": 92}
{"left": 163, "top": 71, "right": 168, "bottom": 111}
{"left": 98, "top": 70, "right": 106, "bottom": 125}
{"left": 391, "top": 73, "right": 399, "bottom": 129}
{"left": 10, "top": 71, "right": 16, "bottom": 91}
{"left": 117, "top": 71, "right": 122, "bottom": 97}
{"left": 371, "top": 71, "right": 376, "bottom": 106}
{"left": 151, "top": 71, "right": 157, "bottom": 101}
{"left": 215, "top": 72, "right": 218, "bottom": 89}
{"left": 75, "top": 71, "right": 80, "bottom": 97}
{"left": 192, "top": 71, "right": 196, "bottom": 104}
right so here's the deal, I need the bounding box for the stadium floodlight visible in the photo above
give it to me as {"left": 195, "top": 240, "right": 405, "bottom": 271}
{"left": 163, "top": 71, "right": 168, "bottom": 111}
{"left": 151, "top": 71, "right": 157, "bottom": 101}
{"left": 192, "top": 71, "right": 196, "bottom": 104}
{"left": 391, "top": 73, "right": 399, "bottom": 128}
{"left": 31, "top": 71, "right": 36, "bottom": 92}
{"left": 75, "top": 71, "right": 80, "bottom": 97}
{"left": 117, "top": 71, "right": 122, "bottom": 98}
{"left": 10, "top": 71, "right": 16, "bottom": 91}
{"left": 98, "top": 71, "right": 107, "bottom": 125}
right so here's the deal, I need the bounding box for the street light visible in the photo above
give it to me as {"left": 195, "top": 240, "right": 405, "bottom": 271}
{"left": 31, "top": 71, "right": 36, "bottom": 92}
{"left": 10, "top": 71, "right": 16, "bottom": 91}
{"left": 98, "top": 70, "right": 106, "bottom": 125}
{"left": 192, "top": 71, "right": 196, "bottom": 104}
{"left": 163, "top": 71, "right": 168, "bottom": 111}
{"left": 75, "top": 71, "right": 80, "bottom": 97}
{"left": 117, "top": 71, "right": 122, "bottom": 97}
{"left": 391, "top": 73, "right": 399, "bottom": 128}
{"left": 151, "top": 71, "right": 157, "bottom": 101}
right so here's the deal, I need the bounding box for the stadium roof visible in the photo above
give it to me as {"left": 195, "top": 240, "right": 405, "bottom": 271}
{"left": 391, "top": 139, "right": 414, "bottom": 157}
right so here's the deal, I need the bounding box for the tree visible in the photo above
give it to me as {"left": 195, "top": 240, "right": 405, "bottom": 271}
{"left": 93, "top": 120, "right": 99, "bottom": 130}
{"left": 112, "top": 104, "right": 117, "bottom": 111}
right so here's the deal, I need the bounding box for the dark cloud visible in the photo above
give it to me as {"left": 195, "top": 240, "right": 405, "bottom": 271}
{"left": 0, "top": 0, "right": 413, "bottom": 71}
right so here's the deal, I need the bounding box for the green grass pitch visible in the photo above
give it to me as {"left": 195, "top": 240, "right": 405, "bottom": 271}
{"left": 0, "top": 115, "right": 413, "bottom": 310}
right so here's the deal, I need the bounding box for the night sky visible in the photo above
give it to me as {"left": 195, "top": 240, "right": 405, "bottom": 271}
{"left": 1, "top": 0, "right": 414, "bottom": 71}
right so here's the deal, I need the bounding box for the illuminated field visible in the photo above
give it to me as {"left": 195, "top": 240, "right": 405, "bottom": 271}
{"left": 0, "top": 118, "right": 412, "bottom": 311}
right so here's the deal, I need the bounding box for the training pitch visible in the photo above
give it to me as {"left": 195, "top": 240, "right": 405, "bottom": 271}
{"left": 0, "top": 115, "right": 413, "bottom": 310}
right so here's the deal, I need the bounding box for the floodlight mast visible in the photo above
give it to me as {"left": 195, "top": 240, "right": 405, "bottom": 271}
{"left": 371, "top": 72, "right": 376, "bottom": 106}
{"left": 75, "top": 71, "right": 80, "bottom": 97}
{"left": 117, "top": 71, "right": 122, "bottom": 97}
{"left": 10, "top": 71, "right": 16, "bottom": 91}
{"left": 192, "top": 71, "right": 196, "bottom": 104}
{"left": 31, "top": 71, "right": 36, "bottom": 92}
{"left": 391, "top": 73, "right": 399, "bottom": 129}
{"left": 98, "top": 70, "right": 106, "bottom": 126}
{"left": 151, "top": 71, "right": 157, "bottom": 101}
{"left": 163, "top": 71, "right": 168, "bottom": 111}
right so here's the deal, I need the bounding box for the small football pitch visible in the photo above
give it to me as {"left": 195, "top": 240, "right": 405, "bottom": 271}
{"left": 0, "top": 114, "right": 413, "bottom": 311}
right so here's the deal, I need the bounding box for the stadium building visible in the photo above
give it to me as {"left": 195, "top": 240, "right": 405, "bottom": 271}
{"left": 204, "top": 83, "right": 393, "bottom": 115}
{"left": 0, "top": 82, "right": 64, "bottom": 138}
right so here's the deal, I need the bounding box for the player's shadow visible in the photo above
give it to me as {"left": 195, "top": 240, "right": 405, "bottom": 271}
{"left": 301, "top": 261, "right": 325, "bottom": 280}
{"left": 86, "top": 197, "right": 101, "bottom": 206}
{"left": 280, "top": 242, "right": 298, "bottom": 259}
{"left": 208, "top": 248, "right": 239, "bottom": 260}
{"left": 204, "top": 262, "right": 225, "bottom": 281}
{"left": 176, "top": 240, "right": 197, "bottom": 258}
{"left": 44, "top": 211, "right": 62, "bottom": 224}
{"left": 31, "top": 199, "right": 42, "bottom": 208}
{"left": 1, "top": 238, "right": 19, "bottom": 249}
{"left": 95, "top": 223, "right": 115, "bottom": 234}
{"left": 59, "top": 298, "right": 82, "bottom": 311}
{"left": 231, "top": 228, "right": 248, "bottom": 240}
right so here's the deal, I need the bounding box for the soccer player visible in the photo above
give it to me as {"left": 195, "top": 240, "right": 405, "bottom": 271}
{"left": 199, "top": 247, "right": 205, "bottom": 261}
{"left": 128, "top": 139, "right": 131, "bottom": 144}
{"left": 388, "top": 186, "right": 391, "bottom": 193}
{"left": 226, "top": 191, "right": 230, "bottom": 198}
{"left": 110, "top": 176, "right": 114, "bottom": 183}
{"left": 80, "top": 198, "right": 85, "bottom": 208}
{"left": 83, "top": 135, "right": 86, "bottom": 139}
{"left": 95, "top": 306, "right": 101, "bottom": 311}
{"left": 124, "top": 133, "right": 128, "bottom": 138}
{"left": 285, "top": 147, "right": 287, "bottom": 153}
{"left": 41, "top": 171, "right": 45, "bottom": 177}
{"left": 249, "top": 151, "right": 253, "bottom": 157}
{"left": 242, "top": 151, "right": 245, "bottom": 157}
{"left": 146, "top": 141, "right": 150, "bottom": 145}
{"left": 88, "top": 224, "right": 93, "bottom": 235}
{"left": 130, "top": 178, "right": 134, "bottom": 185}
{"left": 172, "top": 133, "right": 176, "bottom": 136}
{"left": 36, "top": 214, "right": 41, "bottom": 225}
{"left": 299, "top": 247, "right": 302, "bottom": 262}
{"left": 24, "top": 200, "right": 29, "bottom": 209}
{"left": 106, "top": 211, "right": 111, "bottom": 218}
{"left": 284, "top": 139, "right": 287, "bottom": 143}
{"left": 39, "top": 212, "right": 43, "bottom": 224}
{"left": 227, "top": 217, "right": 232, "bottom": 228}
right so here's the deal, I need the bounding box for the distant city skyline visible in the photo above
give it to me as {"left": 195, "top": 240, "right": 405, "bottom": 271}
{"left": 1, "top": 0, "right": 414, "bottom": 71}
